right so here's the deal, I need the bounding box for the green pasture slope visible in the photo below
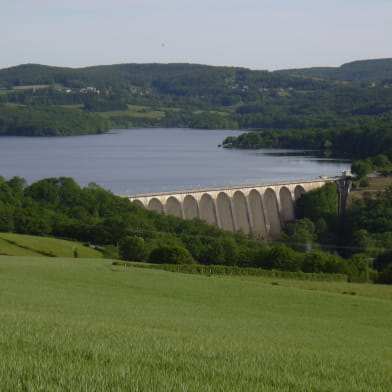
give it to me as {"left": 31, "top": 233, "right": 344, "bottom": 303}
{"left": 0, "top": 257, "right": 391, "bottom": 391}
{"left": 0, "top": 232, "right": 102, "bottom": 258}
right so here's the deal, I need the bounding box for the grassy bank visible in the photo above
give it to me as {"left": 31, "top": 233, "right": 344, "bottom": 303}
{"left": 0, "top": 233, "right": 102, "bottom": 258}
{"left": 0, "top": 256, "right": 391, "bottom": 391}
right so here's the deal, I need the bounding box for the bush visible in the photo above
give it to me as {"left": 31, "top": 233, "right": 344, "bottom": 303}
{"left": 254, "top": 245, "right": 302, "bottom": 272}
{"left": 148, "top": 245, "right": 194, "bottom": 265}
{"left": 112, "top": 261, "right": 348, "bottom": 282}
{"left": 359, "top": 178, "right": 370, "bottom": 187}
{"left": 372, "top": 154, "right": 390, "bottom": 168}
{"left": 351, "top": 160, "right": 373, "bottom": 179}
{"left": 119, "top": 236, "right": 145, "bottom": 261}
{"left": 377, "top": 264, "right": 392, "bottom": 284}
{"left": 374, "top": 250, "right": 392, "bottom": 272}
{"left": 345, "top": 254, "right": 371, "bottom": 282}
{"left": 277, "top": 218, "right": 316, "bottom": 252}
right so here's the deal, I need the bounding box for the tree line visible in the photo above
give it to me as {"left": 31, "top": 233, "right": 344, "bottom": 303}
{"left": 222, "top": 119, "right": 392, "bottom": 159}
{"left": 0, "top": 104, "right": 109, "bottom": 136}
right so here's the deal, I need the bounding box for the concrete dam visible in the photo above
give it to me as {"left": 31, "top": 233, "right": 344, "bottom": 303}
{"left": 125, "top": 177, "right": 351, "bottom": 238}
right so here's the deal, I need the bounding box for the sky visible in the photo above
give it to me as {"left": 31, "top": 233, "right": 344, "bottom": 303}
{"left": 1, "top": 0, "right": 391, "bottom": 71}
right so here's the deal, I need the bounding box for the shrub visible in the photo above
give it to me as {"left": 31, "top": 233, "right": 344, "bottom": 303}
{"left": 112, "top": 261, "right": 348, "bottom": 282}
{"left": 374, "top": 250, "right": 392, "bottom": 272}
{"left": 346, "top": 254, "right": 371, "bottom": 282}
{"left": 359, "top": 178, "right": 370, "bottom": 187}
{"left": 254, "top": 244, "right": 302, "bottom": 272}
{"left": 148, "top": 245, "right": 194, "bottom": 265}
{"left": 119, "top": 236, "right": 145, "bottom": 262}
{"left": 351, "top": 160, "right": 373, "bottom": 179}
{"left": 377, "top": 264, "right": 392, "bottom": 284}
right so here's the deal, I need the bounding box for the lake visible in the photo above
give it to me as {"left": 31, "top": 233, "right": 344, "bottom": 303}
{"left": 0, "top": 128, "right": 350, "bottom": 195}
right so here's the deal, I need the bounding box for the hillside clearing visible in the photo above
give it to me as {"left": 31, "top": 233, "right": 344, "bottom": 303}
{"left": 0, "top": 233, "right": 102, "bottom": 258}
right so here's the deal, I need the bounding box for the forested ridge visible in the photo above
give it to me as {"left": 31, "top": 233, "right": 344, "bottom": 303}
{"left": 279, "top": 58, "right": 392, "bottom": 81}
{"left": 1, "top": 59, "right": 392, "bottom": 135}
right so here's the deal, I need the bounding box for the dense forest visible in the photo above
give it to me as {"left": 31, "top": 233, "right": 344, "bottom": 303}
{"left": 1, "top": 59, "right": 392, "bottom": 136}
{"left": 222, "top": 121, "right": 392, "bottom": 160}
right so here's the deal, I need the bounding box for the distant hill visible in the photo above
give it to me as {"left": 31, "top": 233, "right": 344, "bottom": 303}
{"left": 0, "top": 62, "right": 326, "bottom": 91}
{"left": 1, "top": 59, "right": 392, "bottom": 136}
{"left": 2, "top": 58, "right": 391, "bottom": 89}
{"left": 280, "top": 58, "right": 392, "bottom": 83}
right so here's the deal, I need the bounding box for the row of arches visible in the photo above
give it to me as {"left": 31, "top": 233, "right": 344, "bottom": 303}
{"left": 133, "top": 185, "right": 306, "bottom": 237}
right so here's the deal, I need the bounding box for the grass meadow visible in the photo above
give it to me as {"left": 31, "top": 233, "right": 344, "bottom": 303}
{"left": 224, "top": 274, "right": 392, "bottom": 301}
{"left": 0, "top": 233, "right": 102, "bottom": 258}
{"left": 348, "top": 176, "right": 392, "bottom": 203}
{"left": 98, "top": 107, "right": 165, "bottom": 121}
{"left": 0, "top": 256, "right": 391, "bottom": 391}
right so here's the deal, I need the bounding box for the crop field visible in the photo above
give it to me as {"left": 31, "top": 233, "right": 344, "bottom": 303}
{"left": 0, "top": 256, "right": 391, "bottom": 391}
{"left": 348, "top": 176, "right": 392, "bottom": 203}
{"left": 232, "top": 274, "right": 392, "bottom": 301}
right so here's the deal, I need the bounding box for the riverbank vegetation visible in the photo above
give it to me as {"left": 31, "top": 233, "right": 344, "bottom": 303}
{"left": 221, "top": 121, "right": 392, "bottom": 165}
{"left": 0, "top": 104, "right": 109, "bottom": 136}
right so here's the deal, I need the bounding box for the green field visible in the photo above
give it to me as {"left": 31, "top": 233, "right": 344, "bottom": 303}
{"left": 98, "top": 107, "right": 165, "bottom": 120}
{"left": 230, "top": 275, "right": 392, "bottom": 301}
{"left": 0, "top": 256, "right": 391, "bottom": 391}
{"left": 348, "top": 176, "right": 392, "bottom": 203}
{"left": 0, "top": 233, "right": 102, "bottom": 258}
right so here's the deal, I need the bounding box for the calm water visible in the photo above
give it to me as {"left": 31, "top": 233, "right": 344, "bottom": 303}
{"left": 0, "top": 128, "right": 350, "bottom": 195}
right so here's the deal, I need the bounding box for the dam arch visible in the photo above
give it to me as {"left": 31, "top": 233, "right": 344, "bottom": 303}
{"left": 166, "top": 197, "right": 182, "bottom": 218}
{"left": 199, "top": 194, "right": 217, "bottom": 226}
{"left": 294, "top": 185, "right": 306, "bottom": 200}
{"left": 132, "top": 199, "right": 145, "bottom": 208}
{"left": 233, "top": 191, "right": 251, "bottom": 234}
{"left": 183, "top": 195, "right": 199, "bottom": 220}
{"left": 148, "top": 198, "right": 164, "bottom": 213}
{"left": 264, "top": 188, "right": 281, "bottom": 237}
{"left": 217, "top": 192, "right": 235, "bottom": 232}
{"left": 279, "top": 187, "right": 294, "bottom": 222}
{"left": 248, "top": 189, "right": 268, "bottom": 239}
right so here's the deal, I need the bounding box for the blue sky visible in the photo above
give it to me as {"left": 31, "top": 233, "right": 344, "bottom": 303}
{"left": 1, "top": 0, "right": 391, "bottom": 70}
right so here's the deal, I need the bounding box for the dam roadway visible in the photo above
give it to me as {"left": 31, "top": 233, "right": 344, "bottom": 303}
{"left": 124, "top": 177, "right": 351, "bottom": 238}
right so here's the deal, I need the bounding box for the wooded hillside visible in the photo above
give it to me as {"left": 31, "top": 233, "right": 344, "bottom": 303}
{"left": 1, "top": 59, "right": 392, "bottom": 136}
